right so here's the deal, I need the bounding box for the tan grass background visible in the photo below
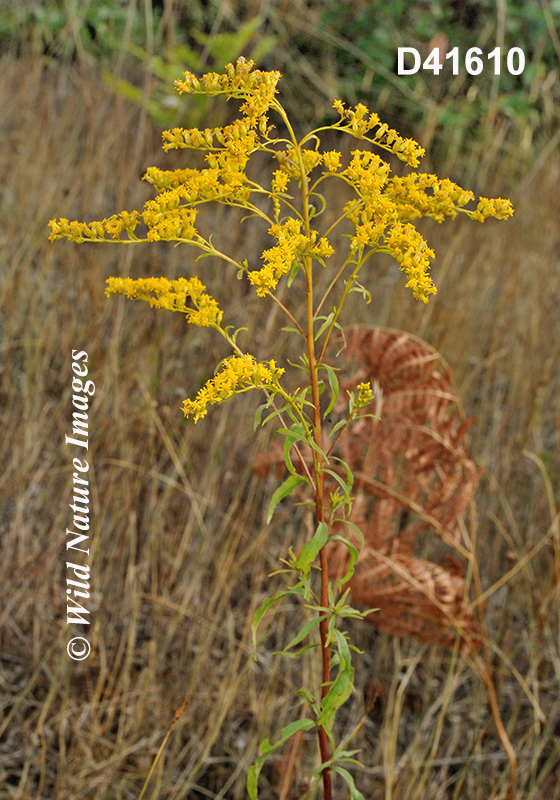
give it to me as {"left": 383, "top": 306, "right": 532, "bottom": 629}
{"left": 2, "top": 52, "right": 560, "bottom": 799}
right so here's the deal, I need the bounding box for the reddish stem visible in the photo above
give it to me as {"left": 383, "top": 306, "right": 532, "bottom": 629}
{"left": 304, "top": 251, "right": 332, "bottom": 800}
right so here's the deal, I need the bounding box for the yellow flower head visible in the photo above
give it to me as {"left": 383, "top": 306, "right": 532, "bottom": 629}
{"left": 182, "top": 354, "right": 285, "bottom": 422}
{"left": 271, "top": 169, "right": 290, "bottom": 193}
{"left": 173, "top": 57, "right": 281, "bottom": 113}
{"left": 333, "top": 100, "right": 425, "bottom": 167}
{"left": 310, "top": 237, "right": 335, "bottom": 259}
{"left": 356, "top": 382, "right": 374, "bottom": 408}
{"left": 383, "top": 224, "right": 436, "bottom": 303}
{"left": 474, "top": 196, "right": 514, "bottom": 222}
{"left": 323, "top": 151, "right": 342, "bottom": 173}
{"left": 105, "top": 276, "right": 223, "bottom": 327}
{"left": 248, "top": 219, "right": 311, "bottom": 296}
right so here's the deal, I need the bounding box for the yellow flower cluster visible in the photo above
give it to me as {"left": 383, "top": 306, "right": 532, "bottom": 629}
{"left": 105, "top": 276, "right": 223, "bottom": 327}
{"left": 161, "top": 119, "right": 257, "bottom": 195}
{"left": 333, "top": 100, "right": 425, "bottom": 168}
{"left": 182, "top": 354, "right": 284, "bottom": 423}
{"left": 161, "top": 59, "right": 280, "bottom": 203}
{"left": 172, "top": 56, "right": 281, "bottom": 122}
{"left": 49, "top": 57, "right": 514, "bottom": 315}
{"left": 144, "top": 164, "right": 247, "bottom": 206}
{"left": 385, "top": 174, "right": 473, "bottom": 223}
{"left": 337, "top": 153, "right": 438, "bottom": 296}
{"left": 49, "top": 197, "right": 199, "bottom": 244}
{"left": 323, "top": 151, "right": 342, "bottom": 173}
{"left": 343, "top": 150, "right": 391, "bottom": 203}
{"left": 49, "top": 59, "right": 278, "bottom": 246}
{"left": 351, "top": 201, "right": 391, "bottom": 247}
{"left": 162, "top": 117, "right": 257, "bottom": 153}
{"left": 271, "top": 169, "right": 290, "bottom": 193}
{"left": 248, "top": 218, "right": 310, "bottom": 296}
{"left": 48, "top": 211, "right": 141, "bottom": 243}
{"left": 475, "top": 196, "right": 515, "bottom": 221}
{"left": 384, "top": 224, "right": 437, "bottom": 302}
{"left": 247, "top": 220, "right": 333, "bottom": 296}
{"left": 310, "top": 237, "right": 335, "bottom": 259}
{"left": 333, "top": 150, "right": 513, "bottom": 302}
{"left": 356, "top": 382, "right": 373, "bottom": 408}
{"left": 142, "top": 192, "right": 198, "bottom": 242}
{"left": 276, "top": 146, "right": 323, "bottom": 179}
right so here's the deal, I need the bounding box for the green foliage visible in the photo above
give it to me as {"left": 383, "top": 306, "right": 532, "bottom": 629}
{"left": 266, "top": 474, "right": 308, "bottom": 524}
{"left": 0, "top": 0, "right": 148, "bottom": 59}
{"left": 247, "top": 719, "right": 316, "bottom": 800}
{"left": 315, "top": 0, "right": 560, "bottom": 175}
{"left": 105, "top": 16, "right": 277, "bottom": 127}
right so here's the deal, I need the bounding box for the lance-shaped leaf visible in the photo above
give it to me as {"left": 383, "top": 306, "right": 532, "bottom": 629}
{"left": 295, "top": 521, "right": 328, "bottom": 576}
{"left": 252, "top": 585, "right": 306, "bottom": 654}
{"left": 267, "top": 474, "right": 307, "bottom": 524}
{"left": 247, "top": 718, "right": 316, "bottom": 800}
{"left": 333, "top": 766, "right": 365, "bottom": 800}
{"left": 278, "top": 614, "right": 327, "bottom": 655}
{"left": 316, "top": 629, "right": 354, "bottom": 731}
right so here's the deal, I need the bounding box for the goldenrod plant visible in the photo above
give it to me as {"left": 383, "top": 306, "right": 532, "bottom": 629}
{"left": 49, "top": 57, "right": 513, "bottom": 800}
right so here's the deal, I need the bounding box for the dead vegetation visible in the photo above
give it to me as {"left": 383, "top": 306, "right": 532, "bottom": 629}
{"left": 325, "top": 325, "right": 481, "bottom": 649}
{"left": 1, "top": 50, "right": 560, "bottom": 800}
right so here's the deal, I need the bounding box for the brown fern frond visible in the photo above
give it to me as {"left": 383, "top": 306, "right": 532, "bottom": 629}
{"left": 349, "top": 549, "right": 478, "bottom": 649}
{"left": 324, "top": 325, "right": 481, "bottom": 648}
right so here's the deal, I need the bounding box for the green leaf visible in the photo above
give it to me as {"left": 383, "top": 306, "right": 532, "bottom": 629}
{"left": 332, "top": 747, "right": 363, "bottom": 763}
{"left": 334, "top": 456, "right": 354, "bottom": 494}
{"left": 254, "top": 402, "right": 269, "bottom": 430}
{"left": 333, "top": 766, "right": 365, "bottom": 800}
{"left": 272, "top": 717, "right": 316, "bottom": 746}
{"left": 309, "top": 191, "right": 327, "bottom": 218}
{"left": 230, "top": 326, "right": 248, "bottom": 345}
{"left": 274, "top": 642, "right": 320, "bottom": 659}
{"left": 193, "top": 16, "right": 263, "bottom": 69}
{"left": 317, "top": 629, "right": 354, "bottom": 729}
{"left": 282, "top": 430, "right": 299, "bottom": 475}
{"left": 276, "top": 427, "right": 327, "bottom": 459}
{"left": 261, "top": 403, "right": 288, "bottom": 427}
{"left": 194, "top": 250, "right": 216, "bottom": 262}
{"left": 102, "top": 72, "right": 142, "bottom": 103}
{"left": 250, "top": 35, "right": 277, "bottom": 64}
{"left": 287, "top": 355, "right": 310, "bottom": 371}
{"left": 166, "top": 44, "right": 200, "bottom": 71}
{"left": 321, "top": 363, "right": 340, "bottom": 418}
{"left": 248, "top": 718, "right": 316, "bottom": 800}
{"left": 334, "top": 627, "right": 351, "bottom": 659}
{"left": 327, "top": 535, "right": 360, "bottom": 585}
{"left": 287, "top": 258, "right": 301, "bottom": 287}
{"left": 280, "top": 615, "right": 326, "bottom": 652}
{"left": 247, "top": 764, "right": 260, "bottom": 799}
{"left": 349, "top": 279, "right": 372, "bottom": 304}
{"left": 314, "top": 313, "right": 334, "bottom": 341}
{"left": 330, "top": 418, "right": 347, "bottom": 436}
{"left": 323, "top": 468, "right": 352, "bottom": 499}
{"left": 295, "top": 522, "right": 328, "bottom": 574}
{"left": 267, "top": 475, "right": 306, "bottom": 524}
{"left": 251, "top": 585, "right": 305, "bottom": 653}
{"left": 280, "top": 326, "right": 304, "bottom": 337}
